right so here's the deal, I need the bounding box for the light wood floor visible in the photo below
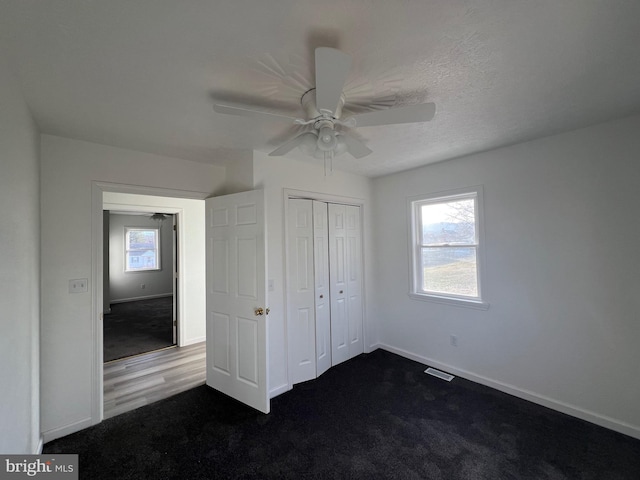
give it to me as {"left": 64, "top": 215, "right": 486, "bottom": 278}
{"left": 103, "top": 342, "right": 206, "bottom": 419}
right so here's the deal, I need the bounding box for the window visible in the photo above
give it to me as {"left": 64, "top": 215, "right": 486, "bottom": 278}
{"left": 409, "top": 187, "right": 488, "bottom": 309}
{"left": 125, "top": 228, "right": 160, "bottom": 272}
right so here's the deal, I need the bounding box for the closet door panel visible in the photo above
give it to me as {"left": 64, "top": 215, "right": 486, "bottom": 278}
{"left": 345, "top": 205, "right": 364, "bottom": 358}
{"left": 286, "top": 199, "right": 316, "bottom": 384}
{"left": 329, "top": 203, "right": 350, "bottom": 366}
{"left": 313, "top": 201, "right": 331, "bottom": 376}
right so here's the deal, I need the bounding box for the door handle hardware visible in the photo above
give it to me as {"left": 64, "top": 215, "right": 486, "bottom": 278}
{"left": 266, "top": 308, "right": 270, "bottom": 315}
{"left": 339, "top": 290, "right": 344, "bottom": 294}
{"left": 254, "top": 307, "right": 264, "bottom": 316}
{"left": 319, "top": 294, "right": 323, "bottom": 299}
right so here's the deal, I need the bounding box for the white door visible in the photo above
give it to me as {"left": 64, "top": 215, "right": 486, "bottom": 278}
{"left": 286, "top": 199, "right": 316, "bottom": 384}
{"left": 345, "top": 205, "right": 364, "bottom": 358}
{"left": 205, "top": 190, "right": 269, "bottom": 414}
{"left": 313, "top": 201, "right": 331, "bottom": 376}
{"left": 172, "top": 214, "right": 178, "bottom": 345}
{"left": 329, "top": 203, "right": 350, "bottom": 366}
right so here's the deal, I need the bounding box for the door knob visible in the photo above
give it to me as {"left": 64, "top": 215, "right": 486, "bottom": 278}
{"left": 254, "top": 307, "right": 264, "bottom": 316}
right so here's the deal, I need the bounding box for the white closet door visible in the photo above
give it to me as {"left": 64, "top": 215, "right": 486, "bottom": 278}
{"left": 313, "top": 201, "right": 331, "bottom": 376}
{"left": 287, "top": 199, "right": 364, "bottom": 382}
{"left": 286, "top": 199, "right": 316, "bottom": 384}
{"left": 329, "top": 203, "right": 350, "bottom": 366}
{"left": 345, "top": 205, "right": 364, "bottom": 359}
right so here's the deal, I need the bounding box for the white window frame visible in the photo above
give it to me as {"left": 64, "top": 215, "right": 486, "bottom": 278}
{"left": 408, "top": 186, "right": 489, "bottom": 309}
{"left": 124, "top": 227, "right": 161, "bottom": 272}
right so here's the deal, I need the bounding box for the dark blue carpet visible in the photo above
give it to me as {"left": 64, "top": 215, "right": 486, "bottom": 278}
{"left": 45, "top": 349, "right": 640, "bottom": 479}
{"left": 103, "top": 297, "right": 174, "bottom": 362}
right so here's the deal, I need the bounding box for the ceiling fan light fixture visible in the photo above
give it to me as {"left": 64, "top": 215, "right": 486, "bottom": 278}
{"left": 334, "top": 136, "right": 348, "bottom": 157}
{"left": 316, "top": 125, "right": 337, "bottom": 152}
{"left": 301, "top": 130, "right": 349, "bottom": 159}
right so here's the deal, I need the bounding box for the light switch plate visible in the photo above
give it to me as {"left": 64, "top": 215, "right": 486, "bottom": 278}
{"left": 69, "top": 278, "right": 88, "bottom": 293}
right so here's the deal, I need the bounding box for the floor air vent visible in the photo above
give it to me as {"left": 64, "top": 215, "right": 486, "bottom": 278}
{"left": 425, "top": 367, "right": 455, "bottom": 382}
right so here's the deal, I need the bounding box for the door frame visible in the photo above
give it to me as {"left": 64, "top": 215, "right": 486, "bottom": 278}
{"left": 91, "top": 181, "right": 209, "bottom": 424}
{"left": 282, "top": 188, "right": 368, "bottom": 389}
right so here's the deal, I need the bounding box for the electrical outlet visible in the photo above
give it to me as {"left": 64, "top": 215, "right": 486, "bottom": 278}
{"left": 450, "top": 334, "right": 458, "bottom": 347}
{"left": 69, "top": 278, "right": 88, "bottom": 294}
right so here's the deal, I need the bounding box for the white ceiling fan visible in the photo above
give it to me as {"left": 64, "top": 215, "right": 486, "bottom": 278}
{"left": 213, "top": 47, "right": 436, "bottom": 167}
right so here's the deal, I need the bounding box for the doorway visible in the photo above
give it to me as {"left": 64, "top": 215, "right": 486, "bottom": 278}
{"left": 92, "top": 182, "right": 209, "bottom": 423}
{"left": 103, "top": 211, "right": 177, "bottom": 362}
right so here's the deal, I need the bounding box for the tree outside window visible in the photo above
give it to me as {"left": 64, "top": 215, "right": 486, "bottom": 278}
{"left": 125, "top": 228, "right": 160, "bottom": 272}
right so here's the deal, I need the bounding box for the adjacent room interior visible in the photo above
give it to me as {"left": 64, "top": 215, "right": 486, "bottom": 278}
{"left": 103, "top": 211, "right": 177, "bottom": 362}
{"left": 2, "top": 1, "right": 639, "bottom": 477}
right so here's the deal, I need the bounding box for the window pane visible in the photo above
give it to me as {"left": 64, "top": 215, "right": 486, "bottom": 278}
{"left": 422, "top": 247, "right": 478, "bottom": 297}
{"left": 126, "top": 251, "right": 157, "bottom": 271}
{"left": 421, "top": 198, "right": 476, "bottom": 245}
{"left": 127, "top": 229, "right": 157, "bottom": 250}
{"left": 125, "top": 228, "right": 159, "bottom": 271}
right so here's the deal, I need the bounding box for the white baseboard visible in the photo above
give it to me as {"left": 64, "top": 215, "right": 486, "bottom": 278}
{"left": 270, "top": 383, "right": 291, "bottom": 399}
{"left": 42, "top": 417, "right": 94, "bottom": 443}
{"left": 180, "top": 336, "right": 205, "bottom": 347}
{"left": 366, "top": 343, "right": 381, "bottom": 354}
{"left": 110, "top": 293, "right": 173, "bottom": 304}
{"left": 378, "top": 344, "right": 640, "bottom": 440}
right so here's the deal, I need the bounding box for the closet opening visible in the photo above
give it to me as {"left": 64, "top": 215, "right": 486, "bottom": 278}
{"left": 285, "top": 194, "right": 365, "bottom": 387}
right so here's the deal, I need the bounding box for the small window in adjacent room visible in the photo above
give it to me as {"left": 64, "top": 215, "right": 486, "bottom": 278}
{"left": 124, "top": 227, "right": 160, "bottom": 272}
{"left": 409, "top": 187, "right": 488, "bottom": 309}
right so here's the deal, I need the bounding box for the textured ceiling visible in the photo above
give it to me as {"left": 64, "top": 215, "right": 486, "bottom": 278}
{"left": 2, "top": 0, "right": 640, "bottom": 177}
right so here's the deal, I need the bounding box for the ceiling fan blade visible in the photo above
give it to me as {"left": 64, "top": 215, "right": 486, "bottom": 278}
{"left": 315, "top": 47, "right": 352, "bottom": 113}
{"left": 268, "top": 132, "right": 317, "bottom": 156}
{"left": 213, "top": 103, "right": 300, "bottom": 123}
{"left": 350, "top": 102, "right": 436, "bottom": 127}
{"left": 341, "top": 134, "right": 373, "bottom": 159}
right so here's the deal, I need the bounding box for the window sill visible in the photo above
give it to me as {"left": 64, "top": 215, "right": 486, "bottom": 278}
{"left": 408, "top": 292, "right": 490, "bottom": 310}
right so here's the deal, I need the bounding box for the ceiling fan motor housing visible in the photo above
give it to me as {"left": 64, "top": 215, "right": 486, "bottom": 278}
{"left": 301, "top": 88, "right": 345, "bottom": 121}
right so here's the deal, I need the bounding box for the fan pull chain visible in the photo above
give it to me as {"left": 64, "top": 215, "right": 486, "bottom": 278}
{"left": 324, "top": 151, "right": 334, "bottom": 177}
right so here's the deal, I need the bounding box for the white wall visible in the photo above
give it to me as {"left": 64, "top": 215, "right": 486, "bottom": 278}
{"left": 372, "top": 114, "right": 640, "bottom": 439}
{"left": 108, "top": 213, "right": 174, "bottom": 302}
{"left": 103, "top": 192, "right": 207, "bottom": 346}
{"left": 252, "top": 152, "right": 376, "bottom": 396}
{"left": 40, "top": 135, "right": 225, "bottom": 440}
{"left": 0, "top": 56, "right": 41, "bottom": 453}
{"left": 220, "top": 152, "right": 254, "bottom": 195}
